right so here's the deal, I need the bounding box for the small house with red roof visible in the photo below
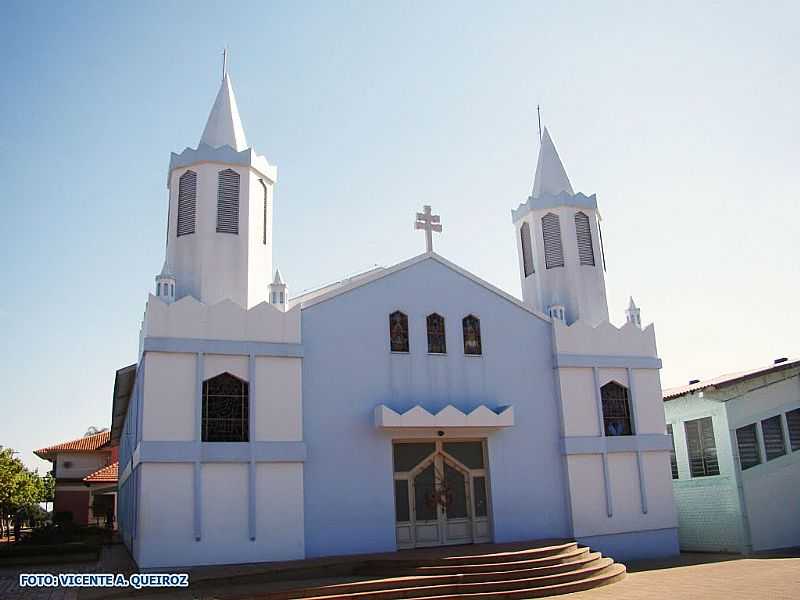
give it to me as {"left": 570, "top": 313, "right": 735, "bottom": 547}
{"left": 34, "top": 431, "right": 118, "bottom": 526}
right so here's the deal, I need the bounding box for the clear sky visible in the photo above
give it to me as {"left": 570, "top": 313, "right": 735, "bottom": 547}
{"left": 2, "top": 1, "right": 798, "bottom": 472}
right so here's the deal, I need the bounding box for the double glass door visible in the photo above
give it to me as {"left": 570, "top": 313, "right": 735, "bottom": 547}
{"left": 393, "top": 440, "right": 490, "bottom": 548}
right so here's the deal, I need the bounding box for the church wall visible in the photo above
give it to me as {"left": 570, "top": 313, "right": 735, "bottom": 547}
{"left": 141, "top": 352, "right": 195, "bottom": 441}
{"left": 301, "top": 258, "right": 571, "bottom": 558}
{"left": 559, "top": 368, "right": 599, "bottom": 436}
{"left": 255, "top": 357, "right": 303, "bottom": 441}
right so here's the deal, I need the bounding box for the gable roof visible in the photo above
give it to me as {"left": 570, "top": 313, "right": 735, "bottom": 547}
{"left": 298, "top": 251, "right": 550, "bottom": 322}
{"left": 34, "top": 431, "right": 111, "bottom": 462}
{"left": 83, "top": 461, "right": 118, "bottom": 483}
{"left": 663, "top": 358, "right": 800, "bottom": 401}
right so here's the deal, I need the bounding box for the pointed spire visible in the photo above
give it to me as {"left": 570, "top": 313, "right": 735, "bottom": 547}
{"left": 626, "top": 296, "right": 642, "bottom": 328}
{"left": 199, "top": 73, "right": 248, "bottom": 151}
{"left": 532, "top": 127, "right": 574, "bottom": 199}
{"left": 273, "top": 268, "right": 284, "bottom": 285}
{"left": 628, "top": 296, "right": 637, "bottom": 310}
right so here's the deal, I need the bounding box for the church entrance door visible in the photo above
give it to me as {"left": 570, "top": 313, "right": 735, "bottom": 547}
{"left": 393, "top": 440, "right": 491, "bottom": 549}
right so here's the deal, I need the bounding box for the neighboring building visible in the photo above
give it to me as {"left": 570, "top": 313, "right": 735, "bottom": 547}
{"left": 110, "top": 65, "right": 679, "bottom": 569}
{"left": 663, "top": 358, "right": 800, "bottom": 553}
{"left": 34, "top": 431, "right": 118, "bottom": 526}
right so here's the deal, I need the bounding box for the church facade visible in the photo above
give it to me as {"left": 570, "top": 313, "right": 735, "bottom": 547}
{"left": 111, "top": 70, "right": 679, "bottom": 569}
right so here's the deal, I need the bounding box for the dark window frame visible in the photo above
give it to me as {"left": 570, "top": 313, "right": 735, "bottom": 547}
{"left": 389, "top": 311, "right": 409, "bottom": 353}
{"left": 520, "top": 222, "right": 534, "bottom": 277}
{"left": 202, "top": 372, "right": 249, "bottom": 442}
{"left": 462, "top": 314, "right": 482, "bottom": 355}
{"left": 216, "top": 168, "right": 240, "bottom": 234}
{"left": 601, "top": 381, "right": 634, "bottom": 437}
{"left": 761, "top": 415, "right": 786, "bottom": 461}
{"left": 667, "top": 423, "right": 679, "bottom": 479}
{"left": 735, "top": 423, "right": 761, "bottom": 470}
{"left": 177, "top": 170, "right": 197, "bottom": 237}
{"left": 426, "top": 313, "right": 446, "bottom": 354}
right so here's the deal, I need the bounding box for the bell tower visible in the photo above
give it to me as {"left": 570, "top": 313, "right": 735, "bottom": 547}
{"left": 511, "top": 127, "right": 609, "bottom": 325}
{"left": 157, "top": 63, "right": 277, "bottom": 309}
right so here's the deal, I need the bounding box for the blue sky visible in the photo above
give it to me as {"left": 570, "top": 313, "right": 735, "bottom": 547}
{"left": 2, "top": 1, "right": 798, "bottom": 471}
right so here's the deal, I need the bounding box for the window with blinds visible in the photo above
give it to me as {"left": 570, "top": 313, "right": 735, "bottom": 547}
{"left": 260, "top": 179, "right": 268, "bottom": 245}
{"left": 761, "top": 415, "right": 786, "bottom": 461}
{"left": 541, "top": 213, "right": 564, "bottom": 269}
{"left": 684, "top": 417, "right": 719, "bottom": 477}
{"left": 216, "top": 168, "right": 240, "bottom": 234}
{"left": 736, "top": 424, "right": 761, "bottom": 470}
{"left": 520, "top": 222, "right": 534, "bottom": 277}
{"left": 667, "top": 424, "right": 679, "bottom": 479}
{"left": 574, "top": 211, "right": 595, "bottom": 266}
{"left": 176, "top": 170, "right": 197, "bottom": 236}
{"left": 787, "top": 408, "right": 800, "bottom": 452}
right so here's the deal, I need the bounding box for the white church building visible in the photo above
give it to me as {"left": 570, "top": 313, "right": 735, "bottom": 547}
{"left": 111, "top": 68, "right": 680, "bottom": 569}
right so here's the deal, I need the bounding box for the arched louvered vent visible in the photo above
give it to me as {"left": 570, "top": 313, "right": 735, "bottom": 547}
{"left": 520, "top": 222, "right": 534, "bottom": 277}
{"left": 574, "top": 211, "right": 595, "bottom": 266}
{"left": 217, "top": 169, "right": 240, "bottom": 234}
{"left": 176, "top": 170, "right": 197, "bottom": 237}
{"left": 541, "top": 213, "right": 564, "bottom": 269}
{"left": 260, "top": 179, "right": 268, "bottom": 245}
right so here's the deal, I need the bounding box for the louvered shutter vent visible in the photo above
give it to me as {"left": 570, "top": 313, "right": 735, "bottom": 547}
{"left": 520, "top": 222, "right": 534, "bottom": 277}
{"left": 217, "top": 169, "right": 240, "bottom": 234}
{"left": 685, "top": 417, "right": 719, "bottom": 477}
{"left": 574, "top": 211, "right": 595, "bottom": 266}
{"left": 260, "top": 179, "right": 268, "bottom": 245}
{"left": 787, "top": 408, "right": 800, "bottom": 451}
{"left": 761, "top": 415, "right": 786, "bottom": 460}
{"left": 667, "top": 424, "right": 679, "bottom": 479}
{"left": 542, "top": 213, "right": 564, "bottom": 269}
{"left": 177, "top": 170, "right": 197, "bottom": 236}
{"left": 735, "top": 424, "right": 760, "bottom": 470}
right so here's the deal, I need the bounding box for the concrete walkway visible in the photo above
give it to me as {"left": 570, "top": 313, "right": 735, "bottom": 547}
{"left": 561, "top": 551, "right": 800, "bottom": 600}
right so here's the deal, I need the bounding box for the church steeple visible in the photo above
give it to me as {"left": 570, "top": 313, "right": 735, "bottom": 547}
{"left": 532, "top": 127, "right": 574, "bottom": 199}
{"left": 199, "top": 73, "right": 248, "bottom": 151}
{"left": 163, "top": 58, "right": 277, "bottom": 309}
{"left": 511, "top": 126, "right": 609, "bottom": 326}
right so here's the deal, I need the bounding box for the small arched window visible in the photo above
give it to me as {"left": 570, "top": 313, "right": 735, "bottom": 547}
{"left": 260, "top": 179, "right": 268, "bottom": 245}
{"left": 217, "top": 168, "right": 240, "bottom": 234}
{"left": 389, "top": 311, "right": 409, "bottom": 352}
{"left": 520, "top": 222, "right": 534, "bottom": 277}
{"left": 177, "top": 170, "right": 197, "bottom": 237}
{"left": 462, "top": 315, "right": 482, "bottom": 355}
{"left": 426, "top": 313, "right": 446, "bottom": 354}
{"left": 574, "top": 211, "right": 595, "bottom": 266}
{"left": 202, "top": 372, "right": 249, "bottom": 442}
{"left": 601, "top": 381, "right": 633, "bottom": 436}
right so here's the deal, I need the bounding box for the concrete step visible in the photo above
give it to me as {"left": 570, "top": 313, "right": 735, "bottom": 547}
{"left": 362, "top": 547, "right": 592, "bottom": 576}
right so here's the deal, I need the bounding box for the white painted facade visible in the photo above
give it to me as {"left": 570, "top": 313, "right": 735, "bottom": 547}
{"left": 664, "top": 361, "right": 800, "bottom": 553}
{"left": 113, "top": 70, "right": 679, "bottom": 569}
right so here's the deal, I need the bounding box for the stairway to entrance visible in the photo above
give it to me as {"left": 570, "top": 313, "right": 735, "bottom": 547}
{"left": 247, "top": 540, "right": 626, "bottom": 600}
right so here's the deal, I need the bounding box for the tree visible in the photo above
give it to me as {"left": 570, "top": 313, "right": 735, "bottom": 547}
{"left": 0, "top": 447, "right": 48, "bottom": 539}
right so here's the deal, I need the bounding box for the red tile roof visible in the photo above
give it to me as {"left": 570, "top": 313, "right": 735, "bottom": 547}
{"left": 83, "top": 461, "right": 118, "bottom": 483}
{"left": 663, "top": 358, "right": 800, "bottom": 401}
{"left": 34, "top": 431, "right": 111, "bottom": 461}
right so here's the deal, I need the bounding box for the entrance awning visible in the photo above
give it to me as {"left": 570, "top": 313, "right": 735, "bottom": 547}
{"left": 374, "top": 404, "right": 514, "bottom": 429}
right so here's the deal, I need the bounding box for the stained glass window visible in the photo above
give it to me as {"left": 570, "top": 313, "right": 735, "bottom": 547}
{"left": 601, "top": 381, "right": 633, "bottom": 436}
{"left": 427, "top": 313, "right": 446, "bottom": 354}
{"left": 462, "top": 315, "right": 482, "bottom": 355}
{"left": 389, "top": 311, "right": 409, "bottom": 352}
{"left": 202, "top": 372, "right": 249, "bottom": 442}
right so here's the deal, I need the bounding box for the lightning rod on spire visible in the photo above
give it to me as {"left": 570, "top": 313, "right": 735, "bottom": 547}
{"left": 222, "top": 47, "right": 228, "bottom": 81}
{"left": 537, "top": 105, "right": 542, "bottom": 142}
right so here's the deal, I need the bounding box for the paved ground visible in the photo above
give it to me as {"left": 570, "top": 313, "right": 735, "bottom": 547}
{"left": 1, "top": 549, "right": 798, "bottom": 599}
{"left": 561, "top": 551, "right": 800, "bottom": 600}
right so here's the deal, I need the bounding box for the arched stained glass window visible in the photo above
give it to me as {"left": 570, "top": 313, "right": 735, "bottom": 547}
{"left": 462, "top": 314, "right": 482, "bottom": 355}
{"left": 202, "top": 372, "right": 249, "bottom": 442}
{"left": 574, "top": 211, "right": 595, "bottom": 266}
{"left": 217, "top": 168, "right": 240, "bottom": 234}
{"left": 389, "top": 311, "right": 409, "bottom": 352}
{"left": 177, "top": 170, "right": 197, "bottom": 236}
{"left": 426, "top": 313, "right": 446, "bottom": 354}
{"left": 601, "top": 381, "right": 633, "bottom": 436}
{"left": 520, "top": 222, "right": 534, "bottom": 277}
{"left": 542, "top": 213, "right": 564, "bottom": 269}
